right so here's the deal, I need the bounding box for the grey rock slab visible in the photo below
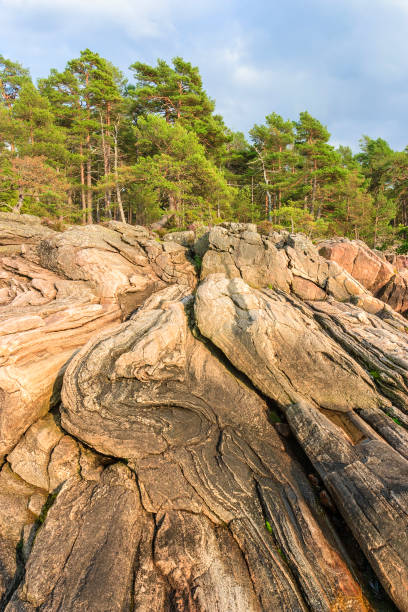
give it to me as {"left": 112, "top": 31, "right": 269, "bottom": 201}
{"left": 287, "top": 401, "right": 408, "bottom": 612}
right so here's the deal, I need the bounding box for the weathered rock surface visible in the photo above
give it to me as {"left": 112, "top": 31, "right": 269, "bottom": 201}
{"left": 0, "top": 214, "right": 196, "bottom": 459}
{"left": 287, "top": 401, "right": 408, "bottom": 612}
{"left": 195, "top": 273, "right": 408, "bottom": 610}
{"left": 59, "top": 290, "right": 366, "bottom": 611}
{"left": 201, "top": 226, "right": 408, "bottom": 333}
{"left": 1, "top": 219, "right": 407, "bottom": 611}
{"left": 0, "top": 213, "right": 57, "bottom": 255}
{"left": 319, "top": 237, "right": 408, "bottom": 316}
{"left": 163, "top": 229, "right": 195, "bottom": 248}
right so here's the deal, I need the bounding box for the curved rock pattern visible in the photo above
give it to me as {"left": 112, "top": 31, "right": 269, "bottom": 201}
{"left": 0, "top": 217, "right": 407, "bottom": 611}
{"left": 0, "top": 214, "right": 195, "bottom": 458}
{"left": 59, "top": 291, "right": 366, "bottom": 611}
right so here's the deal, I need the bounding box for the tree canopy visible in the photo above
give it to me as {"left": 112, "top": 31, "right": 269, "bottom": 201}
{"left": 0, "top": 50, "right": 407, "bottom": 248}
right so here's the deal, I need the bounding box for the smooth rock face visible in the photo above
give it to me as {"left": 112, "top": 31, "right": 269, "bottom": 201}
{"left": 1, "top": 218, "right": 408, "bottom": 611}
{"left": 195, "top": 274, "right": 380, "bottom": 411}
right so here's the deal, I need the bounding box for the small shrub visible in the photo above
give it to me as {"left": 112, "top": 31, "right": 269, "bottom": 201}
{"left": 268, "top": 410, "right": 281, "bottom": 424}
{"left": 386, "top": 412, "right": 403, "bottom": 426}
{"left": 193, "top": 254, "right": 202, "bottom": 273}
{"left": 37, "top": 492, "right": 58, "bottom": 525}
{"left": 257, "top": 220, "right": 275, "bottom": 235}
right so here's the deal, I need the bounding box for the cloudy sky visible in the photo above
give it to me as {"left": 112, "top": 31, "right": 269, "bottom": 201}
{"left": 1, "top": 0, "right": 407, "bottom": 150}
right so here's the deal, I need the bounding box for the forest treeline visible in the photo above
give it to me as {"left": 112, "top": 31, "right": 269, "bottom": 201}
{"left": 1, "top": 48, "right": 408, "bottom": 248}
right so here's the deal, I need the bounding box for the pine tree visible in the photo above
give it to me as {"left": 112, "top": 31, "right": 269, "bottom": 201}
{"left": 0, "top": 55, "right": 30, "bottom": 110}
{"left": 357, "top": 136, "right": 396, "bottom": 246}
{"left": 0, "top": 156, "right": 69, "bottom": 216}
{"left": 294, "top": 112, "right": 345, "bottom": 220}
{"left": 390, "top": 150, "right": 408, "bottom": 229}
{"left": 0, "top": 55, "right": 31, "bottom": 153}
{"left": 129, "top": 57, "right": 227, "bottom": 157}
{"left": 40, "top": 50, "right": 127, "bottom": 223}
{"left": 39, "top": 68, "right": 88, "bottom": 221}
{"left": 120, "top": 115, "right": 233, "bottom": 226}
{"left": 250, "top": 113, "right": 300, "bottom": 221}
{"left": 13, "top": 82, "right": 67, "bottom": 165}
{"left": 327, "top": 168, "right": 374, "bottom": 241}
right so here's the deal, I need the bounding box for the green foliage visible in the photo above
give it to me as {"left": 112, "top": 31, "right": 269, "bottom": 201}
{"left": 396, "top": 226, "right": 408, "bottom": 253}
{"left": 0, "top": 54, "right": 31, "bottom": 109}
{"left": 126, "top": 115, "right": 234, "bottom": 226}
{"left": 129, "top": 57, "right": 228, "bottom": 157}
{"left": 386, "top": 412, "right": 403, "bottom": 427}
{"left": 265, "top": 520, "right": 273, "bottom": 533}
{"left": 37, "top": 491, "right": 58, "bottom": 525}
{"left": 268, "top": 409, "right": 281, "bottom": 423}
{"left": 193, "top": 254, "right": 202, "bottom": 272}
{"left": 1, "top": 49, "right": 407, "bottom": 250}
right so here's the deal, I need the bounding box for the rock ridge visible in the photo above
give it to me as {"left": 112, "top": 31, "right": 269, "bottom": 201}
{"left": 0, "top": 216, "right": 406, "bottom": 611}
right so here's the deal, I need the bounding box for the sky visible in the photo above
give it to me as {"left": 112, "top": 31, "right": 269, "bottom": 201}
{"left": 1, "top": 0, "right": 408, "bottom": 151}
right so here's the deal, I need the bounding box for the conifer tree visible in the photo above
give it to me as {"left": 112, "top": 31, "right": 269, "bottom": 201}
{"left": 357, "top": 136, "right": 396, "bottom": 246}
{"left": 119, "top": 115, "right": 232, "bottom": 225}
{"left": 250, "top": 113, "right": 300, "bottom": 220}
{"left": 294, "top": 111, "right": 345, "bottom": 220}
{"left": 0, "top": 55, "right": 30, "bottom": 110}
{"left": 13, "top": 82, "right": 67, "bottom": 164}
{"left": 39, "top": 68, "right": 88, "bottom": 221}
{"left": 130, "top": 57, "right": 227, "bottom": 157}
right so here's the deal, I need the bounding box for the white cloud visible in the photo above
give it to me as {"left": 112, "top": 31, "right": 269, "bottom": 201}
{"left": 1, "top": 0, "right": 408, "bottom": 150}
{"left": 0, "top": 0, "right": 218, "bottom": 39}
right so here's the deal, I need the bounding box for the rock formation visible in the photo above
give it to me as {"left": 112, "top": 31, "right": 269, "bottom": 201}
{"left": 0, "top": 215, "right": 407, "bottom": 611}
{"left": 0, "top": 214, "right": 195, "bottom": 459}
{"left": 319, "top": 237, "right": 408, "bottom": 316}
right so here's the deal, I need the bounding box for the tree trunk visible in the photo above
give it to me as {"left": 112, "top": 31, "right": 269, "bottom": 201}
{"left": 113, "top": 125, "right": 126, "bottom": 224}
{"left": 78, "top": 139, "right": 87, "bottom": 224}
{"left": 374, "top": 213, "right": 379, "bottom": 248}
{"left": 254, "top": 146, "right": 272, "bottom": 222}
{"left": 12, "top": 191, "right": 24, "bottom": 213}
{"left": 169, "top": 194, "right": 178, "bottom": 212}
{"left": 86, "top": 133, "right": 92, "bottom": 224}
{"left": 100, "top": 111, "right": 111, "bottom": 219}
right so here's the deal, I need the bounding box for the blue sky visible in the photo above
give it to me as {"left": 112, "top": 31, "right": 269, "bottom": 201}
{"left": 1, "top": 0, "right": 407, "bottom": 151}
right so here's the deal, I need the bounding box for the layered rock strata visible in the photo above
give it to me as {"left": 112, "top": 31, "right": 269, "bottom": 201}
{"left": 0, "top": 217, "right": 407, "bottom": 611}
{"left": 0, "top": 214, "right": 195, "bottom": 458}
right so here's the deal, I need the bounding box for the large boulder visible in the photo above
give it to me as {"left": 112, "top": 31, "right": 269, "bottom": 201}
{"left": 201, "top": 225, "right": 407, "bottom": 327}
{"left": 163, "top": 230, "right": 195, "bottom": 248}
{"left": 0, "top": 212, "right": 57, "bottom": 254}
{"left": 195, "top": 274, "right": 408, "bottom": 610}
